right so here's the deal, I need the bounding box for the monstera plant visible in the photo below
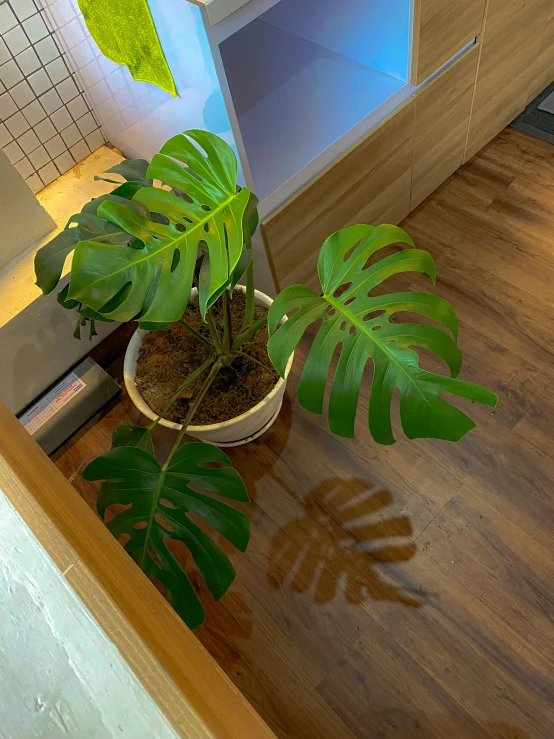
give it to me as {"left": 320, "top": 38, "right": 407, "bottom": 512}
{"left": 34, "top": 130, "right": 496, "bottom": 628}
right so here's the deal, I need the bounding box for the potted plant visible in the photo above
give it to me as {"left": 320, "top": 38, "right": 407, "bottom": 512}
{"left": 34, "top": 129, "right": 497, "bottom": 629}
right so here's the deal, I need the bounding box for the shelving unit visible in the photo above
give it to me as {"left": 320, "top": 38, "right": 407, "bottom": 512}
{"left": 210, "top": 0, "right": 412, "bottom": 208}
{"left": 48, "top": 0, "right": 514, "bottom": 296}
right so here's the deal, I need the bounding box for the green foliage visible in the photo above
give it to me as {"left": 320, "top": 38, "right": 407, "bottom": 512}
{"left": 228, "top": 191, "right": 259, "bottom": 291}
{"left": 34, "top": 180, "right": 145, "bottom": 295}
{"left": 34, "top": 128, "right": 497, "bottom": 629}
{"left": 268, "top": 224, "right": 497, "bottom": 444}
{"left": 80, "top": 182, "right": 147, "bottom": 214}
{"left": 94, "top": 158, "right": 151, "bottom": 186}
{"left": 34, "top": 131, "right": 250, "bottom": 329}
{"left": 244, "top": 191, "right": 260, "bottom": 237}
{"left": 84, "top": 429, "right": 249, "bottom": 629}
{"left": 111, "top": 421, "right": 154, "bottom": 453}
{"left": 67, "top": 130, "right": 249, "bottom": 328}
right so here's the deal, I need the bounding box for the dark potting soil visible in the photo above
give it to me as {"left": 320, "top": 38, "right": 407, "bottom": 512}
{"left": 135, "top": 292, "right": 278, "bottom": 425}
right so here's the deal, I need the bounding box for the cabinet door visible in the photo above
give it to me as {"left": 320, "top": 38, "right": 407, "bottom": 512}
{"left": 412, "top": 0, "right": 485, "bottom": 84}
{"left": 527, "top": 4, "right": 554, "bottom": 104}
{"left": 412, "top": 46, "right": 479, "bottom": 209}
{"left": 465, "top": 0, "right": 551, "bottom": 161}
{"left": 262, "top": 101, "right": 415, "bottom": 291}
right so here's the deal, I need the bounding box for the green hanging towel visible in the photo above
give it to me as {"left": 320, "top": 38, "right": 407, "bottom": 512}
{"left": 78, "top": 0, "right": 177, "bottom": 96}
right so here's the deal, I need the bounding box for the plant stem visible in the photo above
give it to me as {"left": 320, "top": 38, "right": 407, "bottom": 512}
{"left": 148, "top": 356, "right": 216, "bottom": 430}
{"left": 231, "top": 314, "right": 267, "bottom": 352}
{"left": 205, "top": 309, "right": 223, "bottom": 355}
{"left": 191, "top": 272, "right": 222, "bottom": 352}
{"left": 222, "top": 289, "right": 232, "bottom": 356}
{"left": 73, "top": 314, "right": 84, "bottom": 339}
{"left": 235, "top": 350, "right": 278, "bottom": 378}
{"left": 178, "top": 319, "right": 212, "bottom": 347}
{"left": 138, "top": 360, "right": 220, "bottom": 571}
{"left": 165, "top": 361, "right": 222, "bottom": 460}
{"left": 242, "top": 213, "right": 255, "bottom": 329}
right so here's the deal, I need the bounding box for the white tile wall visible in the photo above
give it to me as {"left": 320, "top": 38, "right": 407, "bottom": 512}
{"left": 0, "top": 0, "right": 104, "bottom": 193}
{"left": 41, "top": 0, "right": 229, "bottom": 163}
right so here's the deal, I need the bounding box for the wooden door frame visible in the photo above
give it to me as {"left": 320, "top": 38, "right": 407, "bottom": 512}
{"left": 0, "top": 401, "right": 274, "bottom": 739}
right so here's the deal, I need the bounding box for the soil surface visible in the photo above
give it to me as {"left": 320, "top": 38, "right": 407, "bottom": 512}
{"left": 135, "top": 292, "right": 279, "bottom": 425}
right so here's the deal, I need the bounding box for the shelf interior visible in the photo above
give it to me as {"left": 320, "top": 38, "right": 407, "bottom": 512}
{"left": 259, "top": 0, "right": 410, "bottom": 82}
{"left": 220, "top": 16, "right": 408, "bottom": 200}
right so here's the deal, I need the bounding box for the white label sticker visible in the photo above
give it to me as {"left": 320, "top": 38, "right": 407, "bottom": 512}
{"left": 19, "top": 372, "right": 86, "bottom": 435}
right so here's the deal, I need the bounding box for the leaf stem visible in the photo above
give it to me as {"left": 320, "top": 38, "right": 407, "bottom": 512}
{"left": 222, "top": 289, "right": 232, "bottom": 356}
{"left": 165, "top": 360, "right": 222, "bottom": 461}
{"left": 205, "top": 310, "right": 223, "bottom": 355}
{"left": 231, "top": 314, "right": 267, "bottom": 351}
{"left": 73, "top": 314, "right": 85, "bottom": 340}
{"left": 178, "top": 318, "right": 212, "bottom": 347}
{"left": 192, "top": 273, "right": 222, "bottom": 353}
{"left": 138, "top": 360, "right": 221, "bottom": 571}
{"left": 235, "top": 350, "right": 278, "bottom": 378}
{"left": 242, "top": 213, "right": 255, "bottom": 329}
{"left": 147, "top": 356, "right": 216, "bottom": 430}
{"left": 88, "top": 319, "right": 97, "bottom": 340}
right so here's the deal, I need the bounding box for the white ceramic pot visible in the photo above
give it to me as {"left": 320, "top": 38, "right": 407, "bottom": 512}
{"left": 124, "top": 286, "right": 293, "bottom": 447}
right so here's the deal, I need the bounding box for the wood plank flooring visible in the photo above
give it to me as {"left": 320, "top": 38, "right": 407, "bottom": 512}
{"left": 53, "top": 128, "right": 554, "bottom": 739}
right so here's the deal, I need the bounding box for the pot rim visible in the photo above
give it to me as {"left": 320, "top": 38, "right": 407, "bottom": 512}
{"left": 124, "top": 286, "right": 293, "bottom": 432}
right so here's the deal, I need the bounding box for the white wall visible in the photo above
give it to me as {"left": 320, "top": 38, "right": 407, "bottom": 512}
{"left": 0, "top": 146, "right": 123, "bottom": 415}
{"left": 0, "top": 0, "right": 105, "bottom": 195}
{"left": 42, "top": 0, "right": 237, "bottom": 162}
{"left": 0, "top": 490, "right": 179, "bottom": 739}
{"left": 0, "top": 149, "right": 54, "bottom": 270}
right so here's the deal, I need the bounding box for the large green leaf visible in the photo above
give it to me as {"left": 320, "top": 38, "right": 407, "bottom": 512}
{"left": 80, "top": 182, "right": 147, "bottom": 215}
{"left": 94, "top": 158, "right": 151, "bottom": 186}
{"left": 244, "top": 191, "right": 260, "bottom": 238}
{"left": 56, "top": 282, "right": 111, "bottom": 325}
{"left": 34, "top": 182, "right": 143, "bottom": 294}
{"left": 111, "top": 422, "right": 154, "bottom": 454}
{"left": 57, "top": 284, "right": 80, "bottom": 310}
{"left": 83, "top": 441, "right": 250, "bottom": 628}
{"left": 267, "top": 224, "right": 497, "bottom": 444}
{"left": 35, "top": 228, "right": 87, "bottom": 295}
{"left": 68, "top": 130, "right": 250, "bottom": 327}
{"left": 222, "top": 191, "right": 258, "bottom": 292}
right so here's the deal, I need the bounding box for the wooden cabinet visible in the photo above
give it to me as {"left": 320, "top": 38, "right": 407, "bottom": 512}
{"left": 411, "top": 0, "right": 485, "bottom": 84}
{"left": 465, "top": 0, "right": 551, "bottom": 161}
{"left": 412, "top": 46, "right": 479, "bottom": 209}
{"left": 262, "top": 101, "right": 415, "bottom": 291}
{"left": 260, "top": 0, "right": 553, "bottom": 292}
{"left": 528, "top": 4, "right": 554, "bottom": 104}
{"left": 484, "top": 0, "right": 535, "bottom": 28}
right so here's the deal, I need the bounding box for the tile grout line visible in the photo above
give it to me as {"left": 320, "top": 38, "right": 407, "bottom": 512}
{"left": 0, "top": 0, "right": 104, "bottom": 190}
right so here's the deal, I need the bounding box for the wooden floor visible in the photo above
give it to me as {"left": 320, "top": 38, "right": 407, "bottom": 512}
{"left": 54, "top": 128, "right": 554, "bottom": 739}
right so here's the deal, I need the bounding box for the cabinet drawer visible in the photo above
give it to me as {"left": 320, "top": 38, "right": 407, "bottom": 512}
{"left": 527, "top": 5, "right": 554, "bottom": 104}
{"left": 412, "top": 0, "right": 485, "bottom": 84}
{"left": 262, "top": 100, "right": 415, "bottom": 291}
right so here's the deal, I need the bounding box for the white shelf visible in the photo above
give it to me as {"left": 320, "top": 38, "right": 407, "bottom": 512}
{"left": 220, "top": 20, "right": 407, "bottom": 201}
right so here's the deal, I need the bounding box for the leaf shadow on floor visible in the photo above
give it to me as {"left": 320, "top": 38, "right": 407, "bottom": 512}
{"left": 268, "top": 477, "right": 424, "bottom": 608}
{"left": 226, "top": 394, "right": 294, "bottom": 505}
